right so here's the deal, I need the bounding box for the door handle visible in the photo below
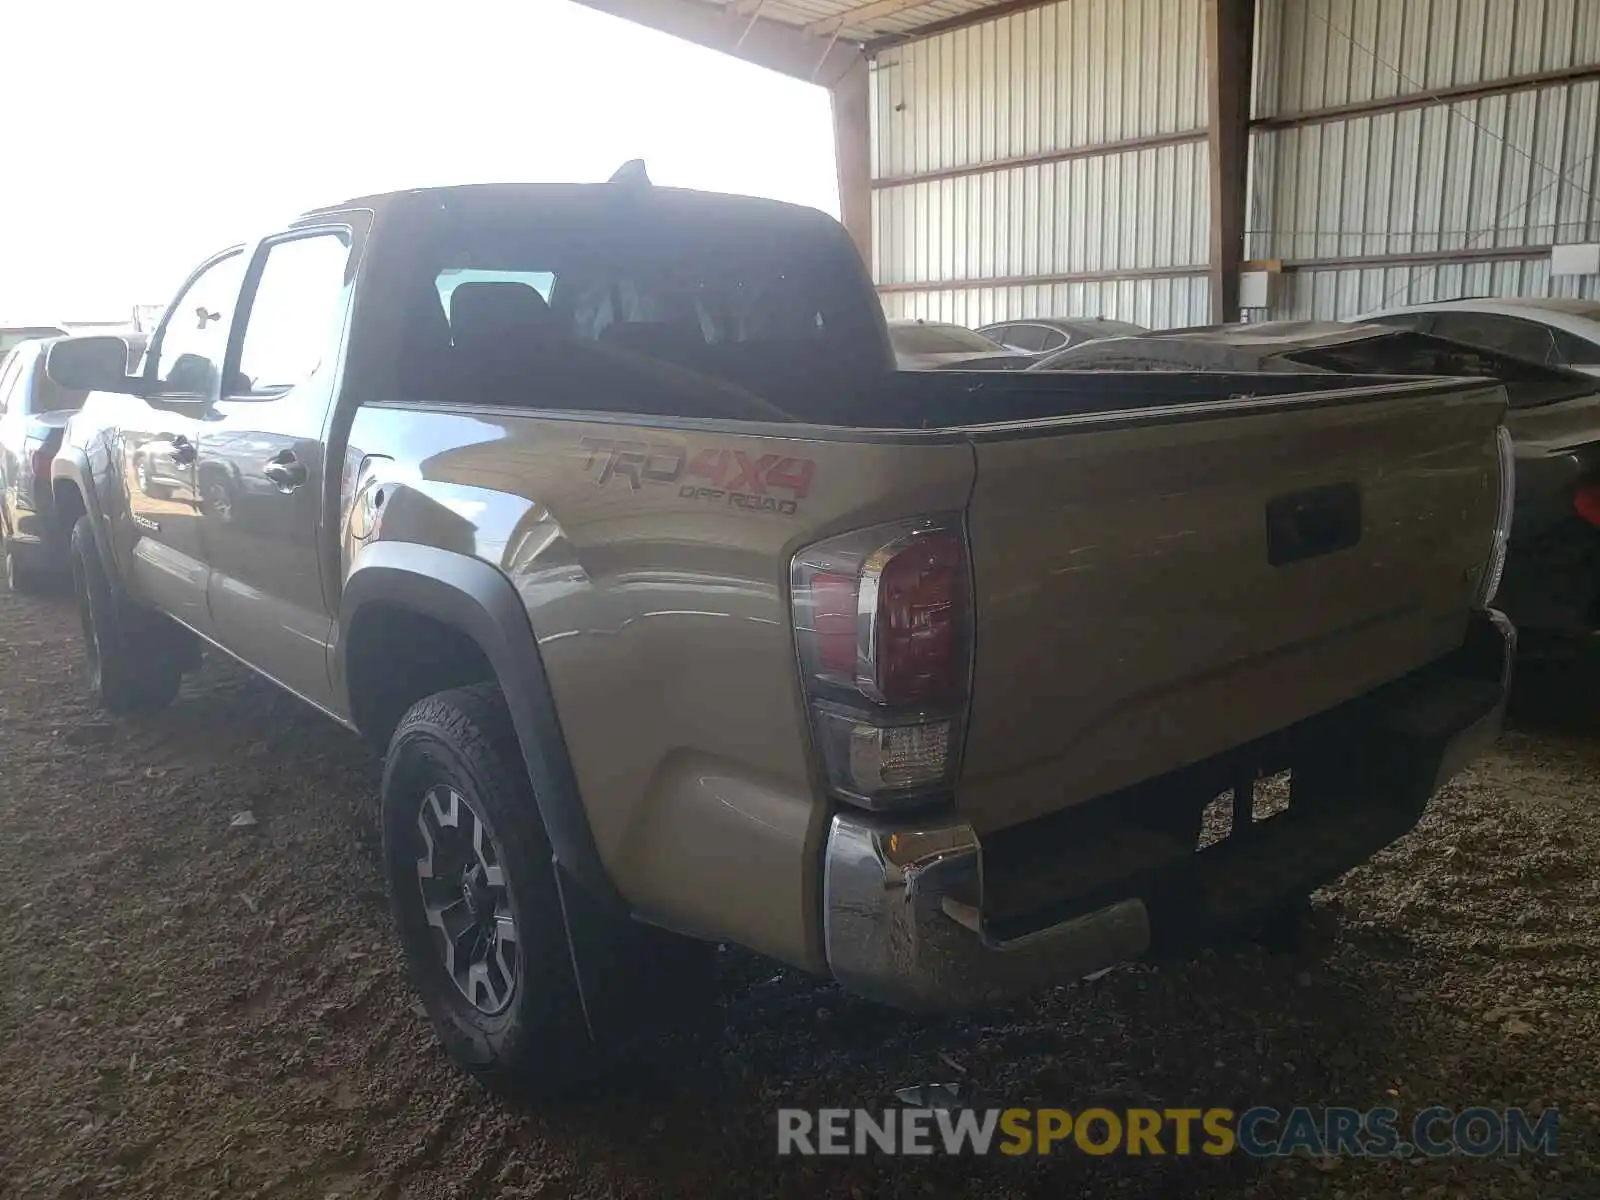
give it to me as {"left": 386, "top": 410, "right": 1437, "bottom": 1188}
{"left": 263, "top": 452, "right": 309, "bottom": 493}
{"left": 167, "top": 435, "right": 196, "bottom": 465}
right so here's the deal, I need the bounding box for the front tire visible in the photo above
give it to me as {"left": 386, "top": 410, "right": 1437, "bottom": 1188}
{"left": 69, "top": 517, "right": 182, "bottom": 713}
{"left": 382, "top": 684, "right": 592, "bottom": 1097}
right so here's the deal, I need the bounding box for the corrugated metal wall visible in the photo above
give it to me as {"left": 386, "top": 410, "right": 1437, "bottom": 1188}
{"left": 1251, "top": 0, "right": 1600, "bottom": 319}
{"left": 871, "top": 0, "right": 1214, "bottom": 327}
{"left": 1274, "top": 257, "right": 1600, "bottom": 321}
{"left": 866, "top": 0, "right": 1600, "bottom": 330}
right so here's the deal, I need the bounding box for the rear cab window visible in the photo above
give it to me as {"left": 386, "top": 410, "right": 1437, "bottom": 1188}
{"left": 384, "top": 190, "right": 890, "bottom": 421}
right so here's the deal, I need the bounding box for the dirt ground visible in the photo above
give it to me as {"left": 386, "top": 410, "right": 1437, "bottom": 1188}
{"left": 1, "top": 580, "right": 1597, "bottom": 1200}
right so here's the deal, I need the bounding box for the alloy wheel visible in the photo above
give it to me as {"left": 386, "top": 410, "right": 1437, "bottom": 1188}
{"left": 414, "top": 784, "right": 519, "bottom": 1014}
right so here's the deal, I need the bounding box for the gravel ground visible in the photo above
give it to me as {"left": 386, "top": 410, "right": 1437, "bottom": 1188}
{"left": 1, "top": 579, "right": 1597, "bottom": 1200}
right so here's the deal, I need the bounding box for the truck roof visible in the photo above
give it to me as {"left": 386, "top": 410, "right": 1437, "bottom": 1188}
{"left": 295, "top": 181, "right": 836, "bottom": 231}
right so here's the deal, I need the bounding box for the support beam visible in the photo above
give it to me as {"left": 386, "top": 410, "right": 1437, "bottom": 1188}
{"left": 866, "top": 0, "right": 1059, "bottom": 51}
{"left": 1205, "top": 0, "right": 1255, "bottom": 324}
{"left": 831, "top": 55, "right": 873, "bottom": 268}
{"left": 876, "top": 264, "right": 1209, "bottom": 294}
{"left": 1252, "top": 61, "right": 1600, "bottom": 131}
{"left": 574, "top": 0, "right": 863, "bottom": 86}
{"left": 1278, "top": 245, "right": 1550, "bottom": 272}
{"left": 804, "top": 0, "right": 931, "bottom": 36}
{"left": 874, "top": 129, "right": 1207, "bottom": 190}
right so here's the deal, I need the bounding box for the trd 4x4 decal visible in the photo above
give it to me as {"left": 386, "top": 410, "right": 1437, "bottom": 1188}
{"left": 579, "top": 437, "right": 816, "bottom": 515}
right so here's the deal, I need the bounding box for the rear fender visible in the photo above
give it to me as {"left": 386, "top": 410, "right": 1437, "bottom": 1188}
{"left": 338, "top": 542, "right": 715, "bottom": 1051}
{"left": 337, "top": 541, "right": 623, "bottom": 912}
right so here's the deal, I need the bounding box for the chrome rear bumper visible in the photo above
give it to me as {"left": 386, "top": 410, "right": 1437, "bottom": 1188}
{"left": 822, "top": 609, "right": 1512, "bottom": 1012}
{"left": 824, "top": 813, "right": 1150, "bottom": 1010}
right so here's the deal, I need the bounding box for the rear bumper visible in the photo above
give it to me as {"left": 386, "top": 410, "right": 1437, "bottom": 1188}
{"left": 822, "top": 609, "right": 1513, "bottom": 1011}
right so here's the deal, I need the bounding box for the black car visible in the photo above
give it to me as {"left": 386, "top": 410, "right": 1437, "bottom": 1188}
{"left": 1, "top": 334, "right": 146, "bottom": 591}
{"left": 1037, "top": 320, "right": 1600, "bottom": 653}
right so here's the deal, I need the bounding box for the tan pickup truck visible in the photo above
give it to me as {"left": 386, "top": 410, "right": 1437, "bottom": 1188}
{"left": 46, "top": 177, "right": 1513, "bottom": 1095}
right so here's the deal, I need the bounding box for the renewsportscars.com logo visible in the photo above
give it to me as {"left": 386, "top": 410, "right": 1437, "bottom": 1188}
{"left": 776, "top": 1106, "right": 1560, "bottom": 1159}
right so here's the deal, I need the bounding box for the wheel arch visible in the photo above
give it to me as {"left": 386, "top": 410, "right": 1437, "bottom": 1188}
{"left": 338, "top": 541, "right": 624, "bottom": 913}
{"left": 50, "top": 448, "right": 117, "bottom": 579}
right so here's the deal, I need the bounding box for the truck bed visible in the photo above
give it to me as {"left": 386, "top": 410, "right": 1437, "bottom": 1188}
{"left": 954, "top": 377, "right": 1504, "bottom": 832}
{"left": 352, "top": 366, "right": 1506, "bottom": 956}
{"left": 816, "top": 367, "right": 1432, "bottom": 429}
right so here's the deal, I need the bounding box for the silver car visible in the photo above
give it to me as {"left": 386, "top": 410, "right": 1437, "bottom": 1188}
{"left": 1, "top": 334, "right": 146, "bottom": 591}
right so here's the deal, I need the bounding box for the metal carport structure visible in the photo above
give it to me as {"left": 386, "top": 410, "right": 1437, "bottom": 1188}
{"left": 574, "top": 0, "right": 1600, "bottom": 329}
{"left": 571, "top": 0, "right": 1256, "bottom": 324}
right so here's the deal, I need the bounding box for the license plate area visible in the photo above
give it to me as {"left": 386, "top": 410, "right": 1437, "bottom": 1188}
{"left": 1197, "top": 768, "right": 1293, "bottom": 849}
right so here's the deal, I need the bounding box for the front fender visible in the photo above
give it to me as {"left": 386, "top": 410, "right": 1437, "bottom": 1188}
{"left": 337, "top": 540, "right": 624, "bottom": 913}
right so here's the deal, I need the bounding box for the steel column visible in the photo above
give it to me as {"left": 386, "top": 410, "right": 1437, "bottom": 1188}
{"left": 1206, "top": 0, "right": 1255, "bottom": 324}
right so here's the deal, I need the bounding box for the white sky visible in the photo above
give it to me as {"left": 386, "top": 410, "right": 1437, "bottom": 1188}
{"left": 0, "top": 0, "right": 839, "bottom": 323}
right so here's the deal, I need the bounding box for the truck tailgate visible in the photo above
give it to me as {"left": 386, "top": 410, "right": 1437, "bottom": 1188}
{"left": 957, "top": 380, "right": 1506, "bottom": 833}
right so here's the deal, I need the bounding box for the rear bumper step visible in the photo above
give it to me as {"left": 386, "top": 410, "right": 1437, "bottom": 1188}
{"left": 822, "top": 609, "right": 1512, "bottom": 1011}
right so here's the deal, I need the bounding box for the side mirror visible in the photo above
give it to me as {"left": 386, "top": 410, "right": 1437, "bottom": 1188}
{"left": 46, "top": 337, "right": 143, "bottom": 396}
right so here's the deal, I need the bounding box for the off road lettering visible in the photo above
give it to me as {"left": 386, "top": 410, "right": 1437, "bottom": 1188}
{"left": 684, "top": 447, "right": 815, "bottom": 499}
{"left": 580, "top": 437, "right": 686, "bottom": 491}
{"left": 685, "top": 448, "right": 733, "bottom": 488}
{"left": 585, "top": 436, "right": 815, "bottom": 510}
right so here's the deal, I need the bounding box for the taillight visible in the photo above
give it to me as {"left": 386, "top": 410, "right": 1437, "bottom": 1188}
{"left": 1576, "top": 480, "right": 1600, "bottom": 528}
{"left": 792, "top": 516, "right": 972, "bottom": 810}
{"left": 21, "top": 436, "right": 55, "bottom": 505}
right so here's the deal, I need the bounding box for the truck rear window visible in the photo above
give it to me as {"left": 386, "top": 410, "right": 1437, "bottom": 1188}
{"left": 393, "top": 201, "right": 890, "bottom": 420}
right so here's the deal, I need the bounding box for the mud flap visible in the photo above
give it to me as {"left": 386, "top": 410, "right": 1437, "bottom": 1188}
{"left": 553, "top": 863, "right": 717, "bottom": 1054}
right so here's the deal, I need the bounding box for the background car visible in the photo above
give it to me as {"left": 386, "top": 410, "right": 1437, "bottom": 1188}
{"left": 0, "top": 333, "right": 146, "bottom": 592}
{"left": 976, "top": 315, "right": 1147, "bottom": 358}
{"left": 1354, "top": 297, "right": 1600, "bottom": 376}
{"left": 0, "top": 325, "right": 69, "bottom": 358}
{"left": 1037, "top": 319, "right": 1600, "bottom": 653}
{"left": 885, "top": 318, "right": 1030, "bottom": 370}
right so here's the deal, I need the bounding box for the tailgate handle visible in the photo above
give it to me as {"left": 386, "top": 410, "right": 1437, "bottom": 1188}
{"left": 1266, "top": 482, "right": 1361, "bottom": 566}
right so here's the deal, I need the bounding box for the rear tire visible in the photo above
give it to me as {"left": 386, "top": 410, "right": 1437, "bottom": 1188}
{"left": 382, "top": 683, "right": 594, "bottom": 1098}
{"left": 4, "top": 542, "right": 49, "bottom": 594}
{"left": 69, "top": 517, "right": 182, "bottom": 713}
